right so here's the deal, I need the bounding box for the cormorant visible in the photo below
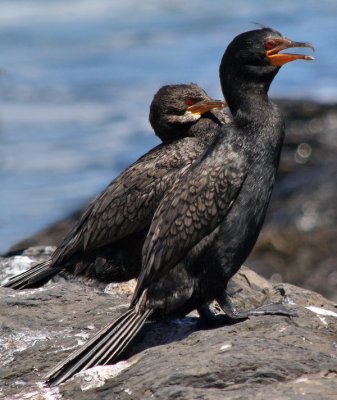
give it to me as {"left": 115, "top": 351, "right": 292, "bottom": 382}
{"left": 2, "top": 84, "right": 226, "bottom": 289}
{"left": 45, "top": 27, "right": 314, "bottom": 386}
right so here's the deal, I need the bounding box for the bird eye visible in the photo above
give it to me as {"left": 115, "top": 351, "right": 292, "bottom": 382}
{"left": 265, "top": 39, "right": 276, "bottom": 50}
{"left": 186, "top": 99, "right": 195, "bottom": 106}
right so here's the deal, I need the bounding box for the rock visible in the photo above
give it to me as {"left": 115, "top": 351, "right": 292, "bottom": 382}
{"left": 1, "top": 249, "right": 337, "bottom": 399}
{"left": 4, "top": 100, "right": 337, "bottom": 302}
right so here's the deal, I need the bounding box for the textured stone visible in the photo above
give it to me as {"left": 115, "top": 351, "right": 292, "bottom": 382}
{"left": 1, "top": 252, "right": 336, "bottom": 399}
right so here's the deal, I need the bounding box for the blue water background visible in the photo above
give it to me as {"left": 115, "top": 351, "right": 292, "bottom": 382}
{"left": 0, "top": 0, "right": 336, "bottom": 253}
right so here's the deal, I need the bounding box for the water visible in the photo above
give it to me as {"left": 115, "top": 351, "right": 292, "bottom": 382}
{"left": 0, "top": 0, "right": 336, "bottom": 253}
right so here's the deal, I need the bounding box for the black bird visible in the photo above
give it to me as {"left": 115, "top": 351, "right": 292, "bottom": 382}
{"left": 2, "top": 84, "right": 226, "bottom": 289}
{"left": 44, "top": 27, "right": 314, "bottom": 386}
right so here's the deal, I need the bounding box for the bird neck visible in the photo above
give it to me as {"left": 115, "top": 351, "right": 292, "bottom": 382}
{"left": 233, "top": 92, "right": 273, "bottom": 132}
{"left": 224, "top": 78, "right": 271, "bottom": 119}
{"left": 222, "top": 77, "right": 285, "bottom": 161}
{"left": 220, "top": 60, "right": 279, "bottom": 121}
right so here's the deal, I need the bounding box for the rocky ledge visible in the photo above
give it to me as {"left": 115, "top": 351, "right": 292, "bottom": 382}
{"left": 1, "top": 248, "right": 337, "bottom": 400}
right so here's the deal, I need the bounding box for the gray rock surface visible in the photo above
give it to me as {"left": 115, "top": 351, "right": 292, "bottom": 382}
{"left": 1, "top": 249, "right": 337, "bottom": 399}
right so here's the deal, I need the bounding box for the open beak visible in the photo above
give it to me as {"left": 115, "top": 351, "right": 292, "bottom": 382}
{"left": 266, "top": 38, "right": 315, "bottom": 67}
{"left": 186, "top": 100, "right": 226, "bottom": 115}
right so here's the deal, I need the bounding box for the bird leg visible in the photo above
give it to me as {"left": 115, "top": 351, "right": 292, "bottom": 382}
{"left": 216, "top": 291, "right": 297, "bottom": 323}
{"left": 197, "top": 303, "right": 235, "bottom": 328}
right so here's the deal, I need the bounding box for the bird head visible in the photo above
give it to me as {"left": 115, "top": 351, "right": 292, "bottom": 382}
{"left": 219, "top": 28, "right": 314, "bottom": 113}
{"left": 149, "top": 84, "right": 226, "bottom": 142}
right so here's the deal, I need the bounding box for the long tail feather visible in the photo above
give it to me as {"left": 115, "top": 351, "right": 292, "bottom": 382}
{"left": 2, "top": 260, "right": 62, "bottom": 289}
{"left": 45, "top": 307, "right": 152, "bottom": 387}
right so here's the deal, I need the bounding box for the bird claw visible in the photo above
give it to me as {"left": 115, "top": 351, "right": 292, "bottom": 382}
{"left": 246, "top": 302, "right": 298, "bottom": 318}
{"left": 215, "top": 290, "right": 297, "bottom": 323}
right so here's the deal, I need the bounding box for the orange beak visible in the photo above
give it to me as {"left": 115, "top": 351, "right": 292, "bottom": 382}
{"left": 266, "top": 37, "right": 314, "bottom": 67}
{"left": 186, "top": 100, "right": 226, "bottom": 115}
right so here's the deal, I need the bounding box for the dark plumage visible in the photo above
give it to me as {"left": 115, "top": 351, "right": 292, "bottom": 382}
{"left": 45, "top": 27, "right": 314, "bottom": 386}
{"left": 2, "top": 84, "right": 226, "bottom": 289}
